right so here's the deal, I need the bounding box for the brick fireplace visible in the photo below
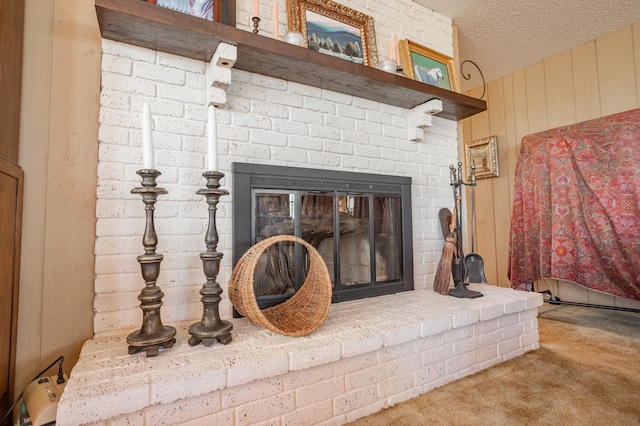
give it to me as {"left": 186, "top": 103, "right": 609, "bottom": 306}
{"left": 56, "top": 0, "right": 542, "bottom": 424}
{"left": 92, "top": 35, "right": 461, "bottom": 333}
{"left": 90, "top": 0, "right": 469, "bottom": 335}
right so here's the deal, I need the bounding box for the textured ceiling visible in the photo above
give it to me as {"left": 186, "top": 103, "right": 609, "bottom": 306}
{"left": 413, "top": 0, "right": 640, "bottom": 92}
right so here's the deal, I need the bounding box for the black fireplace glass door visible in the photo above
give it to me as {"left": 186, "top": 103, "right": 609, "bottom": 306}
{"left": 250, "top": 190, "right": 405, "bottom": 305}
{"left": 299, "top": 192, "right": 335, "bottom": 285}
{"left": 252, "top": 191, "right": 299, "bottom": 300}
{"left": 337, "top": 194, "right": 371, "bottom": 286}
{"left": 234, "top": 162, "right": 413, "bottom": 308}
{"left": 374, "top": 195, "right": 403, "bottom": 282}
{"left": 252, "top": 191, "right": 338, "bottom": 304}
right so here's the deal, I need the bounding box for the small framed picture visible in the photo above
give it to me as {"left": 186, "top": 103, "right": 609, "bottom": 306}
{"left": 155, "top": 0, "right": 217, "bottom": 22}
{"left": 464, "top": 135, "right": 499, "bottom": 179}
{"left": 398, "top": 39, "right": 458, "bottom": 92}
{"left": 286, "top": 0, "right": 379, "bottom": 67}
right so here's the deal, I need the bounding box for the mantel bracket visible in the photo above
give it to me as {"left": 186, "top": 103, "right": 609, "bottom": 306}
{"left": 408, "top": 99, "right": 443, "bottom": 141}
{"left": 207, "top": 42, "right": 237, "bottom": 106}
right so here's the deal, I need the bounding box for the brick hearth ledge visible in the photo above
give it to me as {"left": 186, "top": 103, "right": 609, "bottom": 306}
{"left": 57, "top": 285, "right": 542, "bottom": 425}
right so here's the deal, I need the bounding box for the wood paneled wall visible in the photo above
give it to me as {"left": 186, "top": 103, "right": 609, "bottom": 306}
{"left": 14, "top": 0, "right": 100, "bottom": 396}
{"left": 460, "top": 23, "right": 640, "bottom": 309}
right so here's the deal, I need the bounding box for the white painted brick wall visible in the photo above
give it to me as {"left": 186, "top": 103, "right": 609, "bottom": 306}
{"left": 94, "top": 0, "right": 457, "bottom": 334}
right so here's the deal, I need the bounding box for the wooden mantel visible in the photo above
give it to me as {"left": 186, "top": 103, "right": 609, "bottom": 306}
{"left": 95, "top": 0, "right": 486, "bottom": 121}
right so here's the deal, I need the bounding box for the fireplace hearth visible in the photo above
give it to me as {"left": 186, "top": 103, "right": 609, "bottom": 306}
{"left": 232, "top": 163, "right": 414, "bottom": 309}
{"left": 58, "top": 286, "right": 543, "bottom": 425}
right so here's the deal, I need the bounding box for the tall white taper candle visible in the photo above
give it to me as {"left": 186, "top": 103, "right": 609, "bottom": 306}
{"left": 142, "top": 102, "right": 154, "bottom": 169}
{"left": 393, "top": 34, "right": 400, "bottom": 66}
{"left": 273, "top": 2, "right": 278, "bottom": 39}
{"left": 207, "top": 105, "right": 218, "bottom": 171}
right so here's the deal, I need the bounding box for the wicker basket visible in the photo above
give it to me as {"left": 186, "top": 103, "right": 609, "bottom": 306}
{"left": 228, "top": 235, "right": 332, "bottom": 336}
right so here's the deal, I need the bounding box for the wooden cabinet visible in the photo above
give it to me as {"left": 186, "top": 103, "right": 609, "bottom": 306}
{"left": 0, "top": 157, "right": 23, "bottom": 419}
{"left": 0, "top": 0, "right": 24, "bottom": 163}
{"left": 0, "top": 0, "right": 24, "bottom": 416}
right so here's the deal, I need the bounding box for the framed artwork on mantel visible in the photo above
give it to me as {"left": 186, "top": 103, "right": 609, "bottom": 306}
{"left": 153, "top": 0, "right": 236, "bottom": 25}
{"left": 398, "top": 39, "right": 458, "bottom": 92}
{"left": 286, "top": 0, "right": 379, "bottom": 67}
{"left": 156, "top": 0, "right": 214, "bottom": 20}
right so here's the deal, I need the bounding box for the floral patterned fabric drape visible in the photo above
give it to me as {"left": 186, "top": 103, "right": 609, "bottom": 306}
{"left": 508, "top": 108, "right": 640, "bottom": 300}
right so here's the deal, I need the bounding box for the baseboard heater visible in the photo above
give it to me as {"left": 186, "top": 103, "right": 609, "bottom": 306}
{"left": 539, "top": 290, "right": 640, "bottom": 314}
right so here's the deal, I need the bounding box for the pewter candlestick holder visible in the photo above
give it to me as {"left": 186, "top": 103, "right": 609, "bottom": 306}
{"left": 127, "top": 169, "right": 177, "bottom": 356}
{"left": 188, "top": 171, "right": 233, "bottom": 346}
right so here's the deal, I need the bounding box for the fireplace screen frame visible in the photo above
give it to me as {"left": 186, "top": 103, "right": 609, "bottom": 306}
{"left": 232, "top": 163, "right": 413, "bottom": 309}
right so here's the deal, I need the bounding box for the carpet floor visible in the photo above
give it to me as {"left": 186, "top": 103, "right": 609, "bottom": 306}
{"left": 346, "top": 303, "right": 640, "bottom": 425}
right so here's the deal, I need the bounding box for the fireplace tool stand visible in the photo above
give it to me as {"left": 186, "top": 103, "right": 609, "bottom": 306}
{"left": 127, "top": 169, "right": 177, "bottom": 356}
{"left": 188, "top": 171, "right": 233, "bottom": 346}
{"left": 448, "top": 163, "right": 483, "bottom": 299}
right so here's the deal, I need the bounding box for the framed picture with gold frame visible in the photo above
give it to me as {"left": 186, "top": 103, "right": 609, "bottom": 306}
{"left": 398, "top": 39, "right": 458, "bottom": 92}
{"left": 286, "top": 0, "right": 379, "bottom": 67}
{"left": 155, "top": 0, "right": 215, "bottom": 22}
{"left": 464, "top": 135, "right": 499, "bottom": 179}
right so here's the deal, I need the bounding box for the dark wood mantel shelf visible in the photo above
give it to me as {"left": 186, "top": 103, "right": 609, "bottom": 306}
{"left": 95, "top": 0, "right": 486, "bottom": 121}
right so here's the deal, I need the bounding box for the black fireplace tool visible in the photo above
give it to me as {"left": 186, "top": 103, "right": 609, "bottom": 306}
{"left": 464, "top": 165, "right": 488, "bottom": 284}
{"left": 448, "top": 163, "right": 483, "bottom": 299}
